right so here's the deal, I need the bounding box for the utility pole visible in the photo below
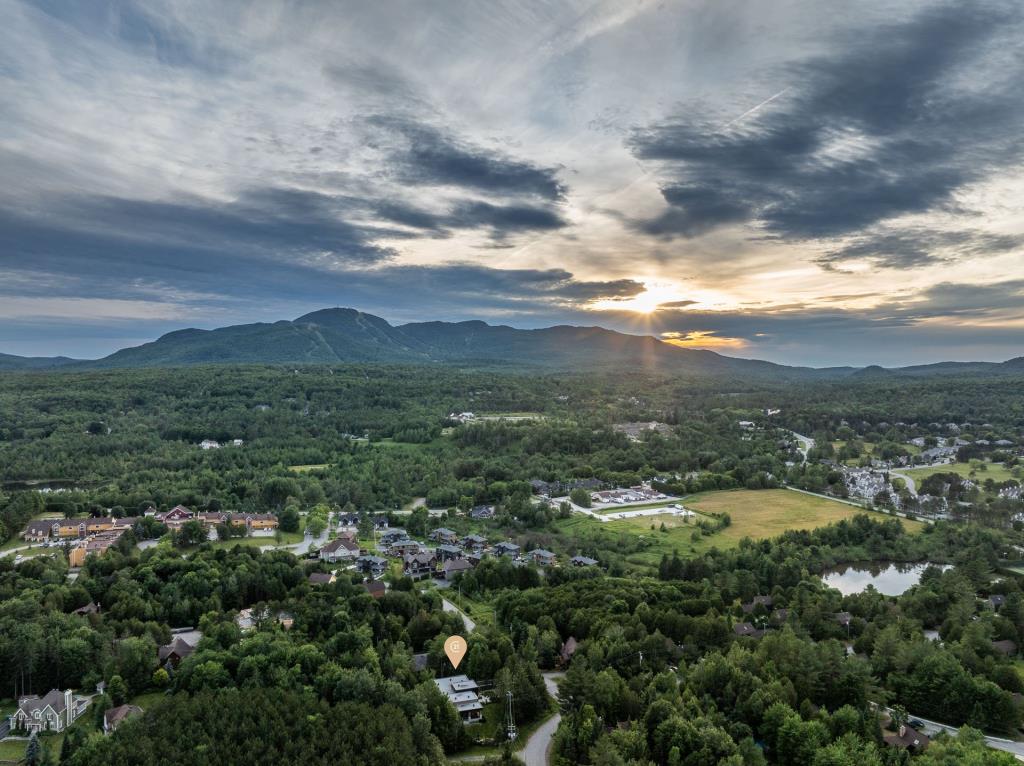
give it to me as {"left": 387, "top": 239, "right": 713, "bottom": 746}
{"left": 505, "top": 691, "right": 517, "bottom": 741}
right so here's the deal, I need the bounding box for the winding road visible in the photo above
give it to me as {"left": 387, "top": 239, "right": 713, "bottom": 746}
{"left": 516, "top": 673, "right": 564, "bottom": 766}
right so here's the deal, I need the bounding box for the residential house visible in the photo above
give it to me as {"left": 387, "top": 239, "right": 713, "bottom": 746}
{"left": 199, "top": 439, "right": 220, "bottom": 449}
{"left": 528, "top": 549, "right": 556, "bottom": 567}
{"left": 308, "top": 571, "right": 337, "bottom": 586}
{"left": 379, "top": 528, "right": 408, "bottom": 546}
{"left": 469, "top": 505, "right": 495, "bottom": 520}
{"left": 9, "top": 689, "right": 86, "bottom": 733}
{"left": 463, "top": 534, "right": 487, "bottom": 551}
{"left": 356, "top": 555, "right": 388, "bottom": 577}
{"left": 72, "top": 601, "right": 99, "bottom": 616}
{"left": 988, "top": 594, "right": 1006, "bottom": 611}
{"left": 22, "top": 520, "right": 59, "bottom": 542}
{"left": 570, "top": 555, "right": 598, "bottom": 567}
{"left": 198, "top": 512, "right": 278, "bottom": 531}
{"left": 372, "top": 515, "right": 390, "bottom": 529}
{"left": 442, "top": 558, "right": 473, "bottom": 581}
{"left": 319, "top": 537, "right": 360, "bottom": 563}
{"left": 732, "top": 622, "right": 765, "bottom": 638}
{"left": 388, "top": 539, "right": 423, "bottom": 557}
{"left": 492, "top": 542, "right": 520, "bottom": 558}
{"left": 158, "top": 636, "right": 195, "bottom": 667}
{"left": 434, "top": 676, "right": 484, "bottom": 723}
{"left": 436, "top": 544, "right": 464, "bottom": 562}
{"left": 103, "top": 704, "right": 143, "bottom": 734}
{"left": 403, "top": 551, "right": 436, "bottom": 580}
{"left": 337, "top": 513, "right": 360, "bottom": 527}
{"left": 992, "top": 639, "right": 1017, "bottom": 657}
{"left": 883, "top": 724, "right": 930, "bottom": 752}
{"left": 335, "top": 526, "right": 358, "bottom": 542}
{"left": 430, "top": 528, "right": 459, "bottom": 544}
{"left": 155, "top": 505, "right": 195, "bottom": 530}
{"left": 362, "top": 581, "right": 386, "bottom": 599}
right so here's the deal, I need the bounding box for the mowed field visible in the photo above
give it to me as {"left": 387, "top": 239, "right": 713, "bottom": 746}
{"left": 556, "top": 489, "right": 924, "bottom": 572}
{"left": 902, "top": 461, "right": 1018, "bottom": 485}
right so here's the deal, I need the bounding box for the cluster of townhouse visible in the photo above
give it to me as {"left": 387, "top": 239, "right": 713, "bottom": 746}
{"left": 145, "top": 505, "right": 278, "bottom": 532}
{"left": 351, "top": 526, "right": 599, "bottom": 581}
{"left": 20, "top": 505, "right": 280, "bottom": 566}
{"left": 590, "top": 484, "right": 668, "bottom": 505}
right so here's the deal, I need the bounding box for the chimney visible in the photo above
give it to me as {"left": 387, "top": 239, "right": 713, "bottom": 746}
{"left": 898, "top": 724, "right": 906, "bottom": 738}
{"left": 65, "top": 689, "right": 74, "bottom": 726}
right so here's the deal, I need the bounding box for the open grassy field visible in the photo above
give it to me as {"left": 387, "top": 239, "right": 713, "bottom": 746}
{"left": 556, "top": 489, "right": 923, "bottom": 572}
{"left": 902, "top": 461, "right": 1018, "bottom": 485}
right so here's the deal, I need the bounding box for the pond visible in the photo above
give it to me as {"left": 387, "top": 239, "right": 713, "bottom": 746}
{"left": 821, "top": 562, "right": 951, "bottom": 596}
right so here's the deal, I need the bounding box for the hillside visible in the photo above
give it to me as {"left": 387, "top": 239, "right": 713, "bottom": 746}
{"left": 1, "top": 308, "right": 1021, "bottom": 377}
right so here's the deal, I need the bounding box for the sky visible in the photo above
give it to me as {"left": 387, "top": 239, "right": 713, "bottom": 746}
{"left": 2, "top": 0, "right": 1023, "bottom": 367}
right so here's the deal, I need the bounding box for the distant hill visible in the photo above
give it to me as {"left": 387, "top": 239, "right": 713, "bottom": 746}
{"left": 0, "top": 352, "right": 80, "bottom": 371}
{"left": 2, "top": 308, "right": 1021, "bottom": 378}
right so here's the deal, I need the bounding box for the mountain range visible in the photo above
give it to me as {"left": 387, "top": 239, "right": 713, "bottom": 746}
{"left": 1, "top": 308, "right": 1022, "bottom": 379}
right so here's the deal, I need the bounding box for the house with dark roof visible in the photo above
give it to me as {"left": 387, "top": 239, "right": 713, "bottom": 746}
{"left": 436, "top": 544, "right": 464, "bottom": 562}
{"left": 103, "top": 704, "right": 143, "bottom": 734}
{"left": 469, "top": 505, "right": 495, "bottom": 520}
{"left": 883, "top": 724, "right": 930, "bottom": 752}
{"left": 992, "top": 639, "right": 1017, "bottom": 657}
{"left": 834, "top": 612, "right": 853, "bottom": 628}
{"left": 362, "top": 580, "right": 386, "bottom": 599}
{"left": 528, "top": 549, "right": 556, "bottom": 567}
{"left": 463, "top": 534, "right": 487, "bottom": 551}
{"left": 158, "top": 636, "right": 196, "bottom": 667}
{"left": 22, "top": 520, "right": 60, "bottom": 542}
{"left": 430, "top": 528, "right": 459, "bottom": 544}
{"left": 443, "top": 558, "right": 474, "bottom": 580}
{"left": 308, "top": 571, "right": 337, "bottom": 586}
{"left": 404, "top": 551, "right": 436, "bottom": 580}
{"left": 988, "top": 594, "right": 1006, "bottom": 611}
{"left": 732, "top": 622, "right": 765, "bottom": 638}
{"left": 357, "top": 554, "right": 388, "bottom": 577}
{"left": 319, "top": 537, "right": 360, "bottom": 563}
{"left": 9, "top": 689, "right": 86, "bottom": 734}
{"left": 388, "top": 539, "right": 423, "bottom": 557}
{"left": 379, "top": 528, "right": 408, "bottom": 545}
{"left": 570, "top": 555, "right": 598, "bottom": 567}
{"left": 492, "top": 542, "right": 520, "bottom": 557}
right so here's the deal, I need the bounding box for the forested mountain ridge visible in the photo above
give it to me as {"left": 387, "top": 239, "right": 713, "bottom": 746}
{"left": 1, "top": 307, "right": 1022, "bottom": 377}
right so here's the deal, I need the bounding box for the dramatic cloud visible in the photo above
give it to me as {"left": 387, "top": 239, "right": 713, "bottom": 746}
{"left": 2, "top": 0, "right": 1023, "bottom": 363}
{"left": 629, "top": 2, "right": 1024, "bottom": 255}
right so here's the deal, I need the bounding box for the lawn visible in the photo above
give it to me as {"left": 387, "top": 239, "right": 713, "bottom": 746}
{"left": 902, "top": 461, "right": 1019, "bottom": 486}
{"left": 556, "top": 489, "right": 923, "bottom": 572}
{"left": 287, "top": 463, "right": 330, "bottom": 472}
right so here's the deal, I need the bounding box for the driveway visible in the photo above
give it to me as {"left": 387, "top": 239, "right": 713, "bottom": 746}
{"left": 441, "top": 597, "right": 476, "bottom": 634}
{"left": 516, "top": 673, "right": 564, "bottom": 766}
{"left": 791, "top": 432, "right": 815, "bottom": 459}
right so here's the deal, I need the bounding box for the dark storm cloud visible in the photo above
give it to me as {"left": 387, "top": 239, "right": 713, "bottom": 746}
{"left": 628, "top": 2, "right": 1024, "bottom": 249}
{"left": 367, "top": 116, "right": 566, "bottom": 201}
{"left": 1, "top": 188, "right": 395, "bottom": 266}
{"left": 817, "top": 228, "right": 1024, "bottom": 270}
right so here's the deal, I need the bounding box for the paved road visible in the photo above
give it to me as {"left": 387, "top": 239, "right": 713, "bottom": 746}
{"left": 890, "top": 470, "right": 917, "bottom": 495}
{"left": 441, "top": 598, "right": 477, "bottom": 634}
{"left": 783, "top": 486, "right": 934, "bottom": 525}
{"left": 516, "top": 673, "right": 564, "bottom": 766}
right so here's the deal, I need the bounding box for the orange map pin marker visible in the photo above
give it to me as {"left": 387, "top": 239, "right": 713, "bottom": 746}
{"left": 445, "top": 635, "right": 467, "bottom": 669}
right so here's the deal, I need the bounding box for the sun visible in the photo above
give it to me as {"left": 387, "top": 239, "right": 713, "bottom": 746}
{"left": 590, "top": 281, "right": 684, "bottom": 314}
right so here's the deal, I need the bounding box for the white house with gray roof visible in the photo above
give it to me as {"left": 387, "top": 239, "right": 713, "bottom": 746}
{"left": 9, "top": 689, "right": 87, "bottom": 733}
